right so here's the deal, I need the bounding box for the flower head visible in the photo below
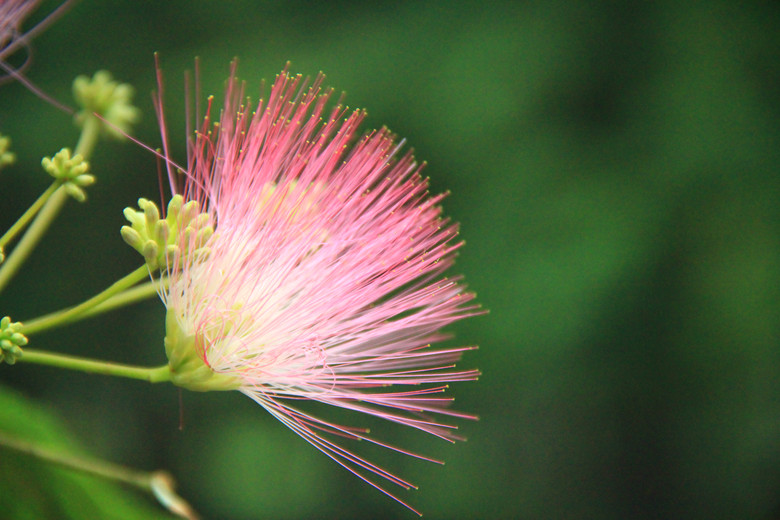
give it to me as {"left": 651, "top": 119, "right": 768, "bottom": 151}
{"left": 73, "top": 70, "right": 141, "bottom": 139}
{"left": 158, "top": 63, "right": 480, "bottom": 512}
{"left": 41, "top": 148, "right": 94, "bottom": 202}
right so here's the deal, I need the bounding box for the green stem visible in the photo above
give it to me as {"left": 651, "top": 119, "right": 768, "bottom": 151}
{"left": 0, "top": 429, "right": 150, "bottom": 487}
{"left": 0, "top": 431, "right": 197, "bottom": 519}
{"left": 0, "top": 181, "right": 60, "bottom": 253}
{"left": 21, "top": 265, "right": 151, "bottom": 336}
{"left": 17, "top": 348, "right": 171, "bottom": 383}
{"left": 0, "top": 187, "right": 69, "bottom": 294}
{"left": 75, "top": 114, "right": 101, "bottom": 158}
{"left": 74, "top": 278, "right": 165, "bottom": 321}
{"left": 0, "top": 114, "right": 102, "bottom": 294}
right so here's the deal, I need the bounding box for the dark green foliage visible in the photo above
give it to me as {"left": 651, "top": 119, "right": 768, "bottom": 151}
{"left": 0, "top": 385, "right": 173, "bottom": 519}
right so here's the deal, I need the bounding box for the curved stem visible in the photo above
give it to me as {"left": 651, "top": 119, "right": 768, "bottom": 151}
{"left": 0, "top": 181, "right": 60, "bottom": 253}
{"left": 17, "top": 348, "right": 171, "bottom": 383}
{"left": 0, "top": 431, "right": 198, "bottom": 519}
{"left": 21, "top": 265, "right": 151, "bottom": 336}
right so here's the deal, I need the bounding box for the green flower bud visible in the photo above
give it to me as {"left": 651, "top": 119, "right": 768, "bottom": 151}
{"left": 154, "top": 219, "right": 169, "bottom": 245}
{"left": 143, "top": 197, "right": 160, "bottom": 225}
{"left": 119, "top": 226, "right": 143, "bottom": 251}
{"left": 0, "top": 316, "right": 28, "bottom": 365}
{"left": 41, "top": 148, "right": 94, "bottom": 202}
{"left": 63, "top": 182, "right": 87, "bottom": 203}
{"left": 73, "top": 70, "right": 141, "bottom": 139}
{"left": 142, "top": 241, "right": 160, "bottom": 267}
{"left": 121, "top": 195, "right": 214, "bottom": 271}
{"left": 0, "top": 134, "right": 16, "bottom": 170}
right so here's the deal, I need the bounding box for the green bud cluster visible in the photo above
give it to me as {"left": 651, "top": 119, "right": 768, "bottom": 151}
{"left": 121, "top": 195, "right": 214, "bottom": 271}
{"left": 41, "top": 148, "right": 95, "bottom": 202}
{"left": 0, "top": 317, "right": 27, "bottom": 365}
{"left": 0, "top": 134, "right": 16, "bottom": 170}
{"left": 73, "top": 70, "right": 141, "bottom": 139}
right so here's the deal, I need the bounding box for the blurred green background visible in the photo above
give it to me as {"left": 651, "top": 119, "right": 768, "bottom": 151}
{"left": 1, "top": 1, "right": 779, "bottom": 518}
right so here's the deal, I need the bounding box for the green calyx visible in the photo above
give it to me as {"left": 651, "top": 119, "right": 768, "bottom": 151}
{"left": 1, "top": 316, "right": 28, "bottom": 365}
{"left": 41, "top": 148, "right": 95, "bottom": 202}
{"left": 0, "top": 134, "right": 16, "bottom": 170}
{"left": 73, "top": 70, "right": 140, "bottom": 139}
{"left": 163, "top": 310, "right": 241, "bottom": 392}
{"left": 121, "top": 195, "right": 214, "bottom": 271}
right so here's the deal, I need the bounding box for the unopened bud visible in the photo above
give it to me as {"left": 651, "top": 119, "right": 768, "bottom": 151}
{"left": 121, "top": 195, "right": 213, "bottom": 272}
{"left": 0, "top": 317, "right": 27, "bottom": 365}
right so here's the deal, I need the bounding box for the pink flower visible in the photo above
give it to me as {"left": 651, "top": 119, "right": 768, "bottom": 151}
{"left": 158, "top": 63, "right": 480, "bottom": 513}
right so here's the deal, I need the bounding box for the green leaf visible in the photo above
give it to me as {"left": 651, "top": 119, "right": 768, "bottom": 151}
{"left": 0, "top": 384, "right": 174, "bottom": 519}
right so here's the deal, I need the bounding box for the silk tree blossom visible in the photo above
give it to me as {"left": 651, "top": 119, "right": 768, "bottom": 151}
{"left": 156, "top": 64, "right": 481, "bottom": 512}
